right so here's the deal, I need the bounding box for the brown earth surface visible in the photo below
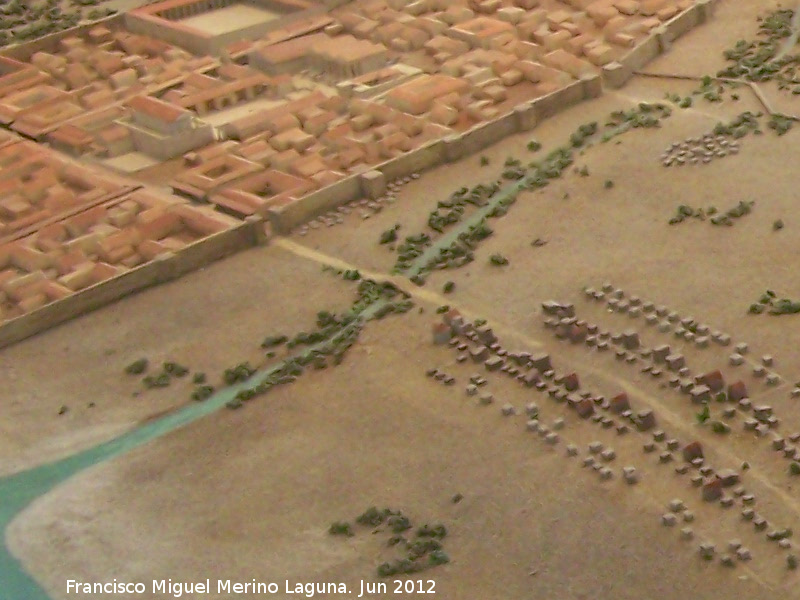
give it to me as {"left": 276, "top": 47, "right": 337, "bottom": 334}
{"left": 6, "top": 0, "right": 800, "bottom": 598}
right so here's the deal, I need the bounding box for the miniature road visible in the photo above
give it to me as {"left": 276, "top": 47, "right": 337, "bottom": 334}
{"left": 274, "top": 237, "right": 532, "bottom": 334}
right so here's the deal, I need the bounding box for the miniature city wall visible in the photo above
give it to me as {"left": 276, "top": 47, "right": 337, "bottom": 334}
{"left": 0, "top": 212, "right": 267, "bottom": 349}
{"left": 0, "top": 0, "right": 719, "bottom": 348}
{"left": 266, "top": 75, "right": 598, "bottom": 234}
{"left": 267, "top": 0, "right": 718, "bottom": 233}
{"left": 601, "top": 0, "right": 715, "bottom": 87}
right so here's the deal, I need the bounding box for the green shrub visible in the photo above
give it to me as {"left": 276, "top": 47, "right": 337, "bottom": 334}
{"left": 417, "top": 524, "right": 447, "bottom": 539}
{"left": 388, "top": 514, "right": 412, "bottom": 533}
{"left": 711, "top": 421, "right": 731, "bottom": 434}
{"left": 479, "top": 155, "right": 489, "bottom": 166}
{"left": 489, "top": 253, "right": 509, "bottom": 266}
{"left": 163, "top": 362, "right": 188, "bottom": 377}
{"left": 357, "top": 506, "right": 391, "bottom": 527}
{"left": 527, "top": 140, "right": 542, "bottom": 152}
{"left": 191, "top": 385, "right": 214, "bottom": 402}
{"left": 328, "top": 521, "right": 354, "bottom": 537}
{"left": 380, "top": 226, "right": 399, "bottom": 244}
{"left": 125, "top": 358, "right": 148, "bottom": 375}
{"left": 236, "top": 388, "right": 256, "bottom": 402}
{"left": 192, "top": 372, "right": 206, "bottom": 384}
{"left": 143, "top": 373, "right": 170, "bottom": 388}
{"left": 603, "top": 179, "right": 614, "bottom": 189}
{"left": 443, "top": 281, "right": 455, "bottom": 293}
{"left": 223, "top": 362, "right": 256, "bottom": 385}
{"left": 260, "top": 335, "right": 287, "bottom": 348}
{"left": 770, "top": 299, "right": 800, "bottom": 315}
{"left": 342, "top": 269, "right": 361, "bottom": 281}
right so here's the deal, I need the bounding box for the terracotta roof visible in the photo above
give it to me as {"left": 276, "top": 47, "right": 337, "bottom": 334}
{"left": 127, "top": 95, "right": 187, "bottom": 123}
{"left": 253, "top": 33, "right": 328, "bottom": 65}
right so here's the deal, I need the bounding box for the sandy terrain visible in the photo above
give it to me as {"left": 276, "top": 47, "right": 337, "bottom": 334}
{"left": 8, "top": 313, "right": 779, "bottom": 600}
{"left": 0, "top": 245, "right": 355, "bottom": 475}
{"left": 7, "top": 1, "right": 800, "bottom": 598}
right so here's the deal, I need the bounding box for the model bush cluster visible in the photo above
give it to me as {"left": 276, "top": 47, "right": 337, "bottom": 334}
{"left": 749, "top": 289, "right": 800, "bottom": 315}
{"left": 668, "top": 200, "right": 754, "bottom": 226}
{"left": 329, "top": 507, "right": 450, "bottom": 578}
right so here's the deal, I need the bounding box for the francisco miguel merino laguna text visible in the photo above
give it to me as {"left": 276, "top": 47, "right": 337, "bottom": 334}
{"left": 66, "top": 578, "right": 436, "bottom": 597}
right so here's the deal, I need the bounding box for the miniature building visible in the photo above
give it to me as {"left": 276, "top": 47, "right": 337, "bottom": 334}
{"left": 530, "top": 353, "right": 552, "bottom": 373}
{"left": 307, "top": 35, "right": 389, "bottom": 80}
{"left": 702, "top": 478, "right": 722, "bottom": 502}
{"left": 610, "top": 392, "right": 630, "bottom": 414}
{"left": 171, "top": 153, "right": 262, "bottom": 200}
{"left": 210, "top": 169, "right": 315, "bottom": 217}
{"left": 446, "top": 16, "right": 516, "bottom": 50}
{"left": 682, "top": 441, "right": 703, "bottom": 462}
{"left": 575, "top": 398, "right": 594, "bottom": 419}
{"left": 0, "top": 141, "right": 132, "bottom": 241}
{"left": 727, "top": 380, "right": 748, "bottom": 402}
{"left": 336, "top": 63, "right": 422, "bottom": 98}
{"left": 0, "top": 184, "right": 232, "bottom": 322}
{"left": 385, "top": 74, "right": 470, "bottom": 115}
{"left": 249, "top": 33, "right": 328, "bottom": 75}
{"left": 120, "top": 95, "right": 214, "bottom": 160}
{"left": 690, "top": 384, "right": 711, "bottom": 404}
{"left": 561, "top": 372, "right": 579, "bottom": 391}
{"left": 433, "top": 321, "right": 453, "bottom": 344}
{"left": 715, "top": 469, "right": 740, "bottom": 487}
{"left": 165, "top": 66, "right": 272, "bottom": 116}
{"left": 636, "top": 409, "right": 656, "bottom": 431}
{"left": 698, "top": 369, "right": 724, "bottom": 393}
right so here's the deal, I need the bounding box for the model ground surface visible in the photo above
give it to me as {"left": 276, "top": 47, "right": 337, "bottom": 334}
{"left": 5, "top": 0, "right": 800, "bottom": 599}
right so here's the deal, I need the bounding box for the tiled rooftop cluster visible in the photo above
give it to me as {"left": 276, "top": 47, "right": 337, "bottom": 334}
{"left": 154, "top": 62, "right": 272, "bottom": 115}
{"left": 0, "top": 140, "right": 132, "bottom": 240}
{"left": 0, "top": 24, "right": 215, "bottom": 140}
{"left": 0, "top": 189, "right": 237, "bottom": 321}
{"left": 0, "top": 0, "right": 697, "bottom": 245}
{"left": 325, "top": 0, "right": 694, "bottom": 87}
{"left": 166, "top": 88, "right": 450, "bottom": 216}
